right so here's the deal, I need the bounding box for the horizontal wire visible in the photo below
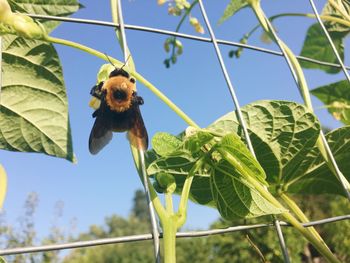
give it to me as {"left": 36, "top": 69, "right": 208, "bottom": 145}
{"left": 27, "top": 14, "right": 350, "bottom": 71}
{"left": 0, "top": 214, "right": 348, "bottom": 256}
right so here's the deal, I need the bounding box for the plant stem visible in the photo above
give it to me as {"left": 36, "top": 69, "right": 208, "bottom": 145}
{"left": 245, "top": 12, "right": 350, "bottom": 43}
{"left": 166, "top": 0, "right": 199, "bottom": 62}
{"left": 177, "top": 158, "right": 204, "bottom": 227}
{"left": 279, "top": 192, "right": 323, "bottom": 242}
{"left": 46, "top": 36, "right": 199, "bottom": 128}
{"left": 219, "top": 149, "right": 340, "bottom": 263}
{"left": 165, "top": 192, "right": 174, "bottom": 214}
{"left": 163, "top": 218, "right": 177, "bottom": 263}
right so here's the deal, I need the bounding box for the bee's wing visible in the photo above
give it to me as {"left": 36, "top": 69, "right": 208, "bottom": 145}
{"left": 127, "top": 106, "right": 148, "bottom": 151}
{"left": 89, "top": 116, "right": 113, "bottom": 155}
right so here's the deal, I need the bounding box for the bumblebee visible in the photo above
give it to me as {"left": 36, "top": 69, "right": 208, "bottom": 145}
{"left": 89, "top": 68, "right": 148, "bottom": 154}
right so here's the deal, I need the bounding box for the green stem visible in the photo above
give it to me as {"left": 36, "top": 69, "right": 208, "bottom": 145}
{"left": 163, "top": 218, "right": 177, "bottom": 263}
{"left": 165, "top": 192, "right": 174, "bottom": 214}
{"left": 279, "top": 192, "right": 323, "bottom": 242}
{"left": 46, "top": 35, "right": 199, "bottom": 128}
{"left": 244, "top": 12, "right": 350, "bottom": 49}
{"left": 169, "top": 0, "right": 199, "bottom": 58}
{"left": 177, "top": 158, "right": 204, "bottom": 227}
{"left": 219, "top": 149, "right": 340, "bottom": 263}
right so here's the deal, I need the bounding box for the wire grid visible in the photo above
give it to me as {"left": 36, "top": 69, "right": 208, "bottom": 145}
{"left": 1, "top": 1, "right": 350, "bottom": 262}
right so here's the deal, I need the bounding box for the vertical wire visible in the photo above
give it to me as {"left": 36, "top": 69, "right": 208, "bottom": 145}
{"left": 116, "top": 0, "right": 128, "bottom": 65}
{"left": 116, "top": 1, "right": 161, "bottom": 262}
{"left": 308, "top": 0, "right": 350, "bottom": 82}
{"left": 198, "top": 2, "right": 291, "bottom": 262}
{"left": 139, "top": 149, "right": 161, "bottom": 263}
{"left": 273, "top": 219, "right": 291, "bottom": 263}
{"left": 197, "top": 0, "right": 255, "bottom": 157}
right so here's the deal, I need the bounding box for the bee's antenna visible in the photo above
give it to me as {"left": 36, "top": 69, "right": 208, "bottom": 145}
{"left": 120, "top": 54, "right": 131, "bottom": 71}
{"left": 104, "top": 53, "right": 117, "bottom": 69}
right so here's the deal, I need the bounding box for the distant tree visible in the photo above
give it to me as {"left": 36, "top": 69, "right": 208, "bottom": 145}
{"left": 131, "top": 189, "right": 150, "bottom": 222}
{"left": 0, "top": 192, "right": 66, "bottom": 263}
{"left": 63, "top": 192, "right": 350, "bottom": 263}
{"left": 1, "top": 191, "right": 348, "bottom": 262}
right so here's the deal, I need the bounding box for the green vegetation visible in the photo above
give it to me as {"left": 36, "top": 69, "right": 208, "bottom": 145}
{"left": 0, "top": 191, "right": 348, "bottom": 262}
{"left": 0, "top": 0, "right": 349, "bottom": 262}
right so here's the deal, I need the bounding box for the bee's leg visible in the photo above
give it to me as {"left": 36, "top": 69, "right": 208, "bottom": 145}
{"left": 90, "top": 81, "right": 104, "bottom": 99}
{"left": 92, "top": 109, "right": 100, "bottom": 118}
{"left": 136, "top": 96, "right": 144, "bottom": 105}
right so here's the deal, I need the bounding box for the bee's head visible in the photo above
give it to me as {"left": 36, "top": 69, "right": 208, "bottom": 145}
{"left": 102, "top": 75, "right": 136, "bottom": 112}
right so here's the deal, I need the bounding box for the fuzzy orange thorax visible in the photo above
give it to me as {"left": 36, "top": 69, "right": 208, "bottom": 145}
{"left": 102, "top": 76, "right": 135, "bottom": 112}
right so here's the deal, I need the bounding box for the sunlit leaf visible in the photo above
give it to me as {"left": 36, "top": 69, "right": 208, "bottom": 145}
{"left": 321, "top": 0, "right": 350, "bottom": 33}
{"left": 299, "top": 23, "right": 347, "bottom": 74}
{"left": 311, "top": 80, "right": 350, "bottom": 125}
{"left": 208, "top": 119, "right": 280, "bottom": 184}
{"left": 218, "top": 0, "right": 248, "bottom": 24}
{"left": 216, "top": 133, "right": 267, "bottom": 186}
{"left": 152, "top": 132, "right": 182, "bottom": 157}
{"left": 214, "top": 101, "right": 320, "bottom": 186}
{"left": 8, "top": 0, "right": 81, "bottom": 32}
{"left": 0, "top": 1, "right": 79, "bottom": 161}
{"left": 211, "top": 160, "right": 284, "bottom": 220}
{"left": 289, "top": 126, "right": 350, "bottom": 196}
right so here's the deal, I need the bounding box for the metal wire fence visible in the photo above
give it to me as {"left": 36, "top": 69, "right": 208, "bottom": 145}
{"left": 1, "top": 1, "right": 350, "bottom": 262}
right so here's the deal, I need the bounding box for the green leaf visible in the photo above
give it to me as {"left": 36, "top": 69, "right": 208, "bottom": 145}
{"left": 289, "top": 126, "right": 350, "bottom": 196}
{"left": 210, "top": 133, "right": 286, "bottom": 219}
{"left": 8, "top": 0, "right": 81, "bottom": 32}
{"left": 0, "top": 1, "right": 80, "bottom": 161}
{"left": 152, "top": 132, "right": 182, "bottom": 156}
{"left": 147, "top": 155, "right": 196, "bottom": 176}
{"left": 0, "top": 256, "right": 7, "bottom": 263}
{"left": 0, "top": 35, "right": 75, "bottom": 162}
{"left": 311, "top": 80, "right": 350, "bottom": 125}
{"left": 321, "top": 0, "right": 350, "bottom": 33}
{"left": 0, "top": 164, "right": 7, "bottom": 209}
{"left": 208, "top": 119, "right": 280, "bottom": 185}
{"left": 211, "top": 161, "right": 284, "bottom": 220}
{"left": 182, "top": 130, "right": 214, "bottom": 155}
{"left": 214, "top": 101, "right": 320, "bottom": 186}
{"left": 216, "top": 133, "right": 267, "bottom": 186}
{"left": 218, "top": 0, "right": 249, "bottom": 24}
{"left": 147, "top": 130, "right": 215, "bottom": 206}
{"left": 299, "top": 23, "right": 347, "bottom": 74}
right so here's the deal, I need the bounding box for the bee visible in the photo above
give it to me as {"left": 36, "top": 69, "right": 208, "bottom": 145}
{"left": 89, "top": 67, "right": 148, "bottom": 154}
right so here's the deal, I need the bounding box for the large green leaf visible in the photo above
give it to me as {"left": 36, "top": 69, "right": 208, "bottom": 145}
{"left": 218, "top": 0, "right": 249, "bottom": 24}
{"left": 0, "top": 1, "right": 79, "bottom": 161}
{"left": 1, "top": 36, "right": 74, "bottom": 161}
{"left": 299, "top": 23, "right": 347, "bottom": 74}
{"left": 211, "top": 134, "right": 284, "bottom": 220}
{"left": 215, "top": 101, "right": 320, "bottom": 186}
{"left": 8, "top": 0, "right": 81, "bottom": 32}
{"left": 289, "top": 126, "right": 350, "bottom": 196}
{"left": 311, "top": 80, "right": 350, "bottom": 125}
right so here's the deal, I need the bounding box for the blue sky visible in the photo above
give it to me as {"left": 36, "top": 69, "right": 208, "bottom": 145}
{"left": 1, "top": 0, "right": 348, "bottom": 242}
